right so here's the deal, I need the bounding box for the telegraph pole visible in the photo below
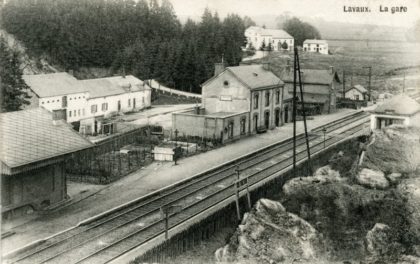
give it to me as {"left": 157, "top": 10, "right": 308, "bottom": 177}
{"left": 292, "top": 48, "right": 297, "bottom": 177}
{"left": 363, "top": 66, "right": 372, "bottom": 101}
{"left": 403, "top": 72, "right": 406, "bottom": 93}
{"left": 342, "top": 71, "right": 346, "bottom": 99}
{"left": 295, "top": 47, "right": 312, "bottom": 174}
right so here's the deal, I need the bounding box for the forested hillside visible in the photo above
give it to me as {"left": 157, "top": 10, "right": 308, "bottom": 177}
{"left": 0, "top": 0, "right": 248, "bottom": 93}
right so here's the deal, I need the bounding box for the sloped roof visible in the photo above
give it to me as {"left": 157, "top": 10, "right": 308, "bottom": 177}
{"left": 286, "top": 83, "right": 331, "bottom": 95}
{"left": 348, "top": 84, "right": 367, "bottom": 93}
{"left": 374, "top": 94, "right": 420, "bottom": 116}
{"left": 304, "top": 39, "right": 328, "bottom": 45}
{"left": 260, "top": 29, "right": 293, "bottom": 39}
{"left": 227, "top": 65, "right": 283, "bottom": 89}
{"left": 281, "top": 69, "right": 339, "bottom": 85}
{"left": 0, "top": 108, "right": 93, "bottom": 172}
{"left": 201, "top": 65, "right": 283, "bottom": 89}
{"left": 23, "top": 73, "right": 86, "bottom": 97}
{"left": 80, "top": 75, "right": 148, "bottom": 98}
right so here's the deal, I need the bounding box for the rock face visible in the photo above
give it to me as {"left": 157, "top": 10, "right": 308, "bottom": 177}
{"left": 356, "top": 168, "right": 389, "bottom": 189}
{"left": 215, "top": 199, "right": 325, "bottom": 263}
{"left": 397, "top": 177, "right": 420, "bottom": 241}
{"left": 365, "top": 223, "right": 403, "bottom": 257}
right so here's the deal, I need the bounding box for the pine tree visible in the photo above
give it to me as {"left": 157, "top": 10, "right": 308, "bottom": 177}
{"left": 0, "top": 37, "right": 31, "bottom": 112}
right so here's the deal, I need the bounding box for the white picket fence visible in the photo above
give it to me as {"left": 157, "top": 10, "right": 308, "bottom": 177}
{"left": 149, "top": 79, "right": 202, "bottom": 99}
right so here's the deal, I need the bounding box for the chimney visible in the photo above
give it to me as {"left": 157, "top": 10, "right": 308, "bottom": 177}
{"left": 122, "top": 65, "right": 126, "bottom": 78}
{"left": 214, "top": 63, "right": 225, "bottom": 76}
{"left": 329, "top": 66, "right": 334, "bottom": 74}
{"left": 262, "top": 62, "right": 270, "bottom": 71}
{"left": 68, "top": 69, "right": 74, "bottom": 76}
{"left": 285, "top": 59, "right": 291, "bottom": 73}
{"left": 52, "top": 109, "right": 66, "bottom": 125}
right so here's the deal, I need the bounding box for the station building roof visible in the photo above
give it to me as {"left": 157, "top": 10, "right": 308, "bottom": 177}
{"left": 0, "top": 108, "right": 93, "bottom": 175}
{"left": 374, "top": 94, "right": 420, "bottom": 116}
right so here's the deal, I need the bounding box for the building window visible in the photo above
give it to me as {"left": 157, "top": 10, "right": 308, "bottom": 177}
{"left": 276, "top": 90, "right": 280, "bottom": 104}
{"left": 42, "top": 102, "right": 44, "bottom": 104}
{"left": 73, "top": 110, "right": 76, "bottom": 116}
{"left": 240, "top": 118, "right": 246, "bottom": 135}
{"left": 69, "top": 111, "right": 72, "bottom": 117}
{"left": 117, "top": 100, "right": 121, "bottom": 111}
{"left": 82, "top": 109, "right": 85, "bottom": 116}
{"left": 78, "top": 109, "right": 81, "bottom": 116}
{"left": 254, "top": 93, "right": 259, "bottom": 109}
{"left": 265, "top": 91, "right": 270, "bottom": 107}
{"left": 91, "top": 104, "right": 97, "bottom": 113}
{"left": 128, "top": 99, "right": 131, "bottom": 107}
{"left": 223, "top": 80, "right": 229, "bottom": 87}
{"left": 62, "top": 96, "right": 67, "bottom": 108}
{"left": 47, "top": 101, "right": 50, "bottom": 103}
{"left": 102, "top": 103, "right": 108, "bottom": 111}
{"left": 142, "top": 97, "right": 145, "bottom": 104}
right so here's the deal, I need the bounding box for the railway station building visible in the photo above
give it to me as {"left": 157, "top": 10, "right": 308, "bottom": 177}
{"left": 1, "top": 108, "right": 93, "bottom": 217}
{"left": 370, "top": 94, "right": 420, "bottom": 130}
{"left": 281, "top": 66, "right": 340, "bottom": 121}
{"left": 172, "top": 64, "right": 284, "bottom": 143}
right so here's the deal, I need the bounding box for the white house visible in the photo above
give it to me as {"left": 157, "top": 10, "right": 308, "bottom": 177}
{"left": 370, "top": 94, "right": 420, "bottom": 130}
{"left": 245, "top": 26, "right": 294, "bottom": 52}
{"left": 303, "top": 39, "right": 329, "bottom": 55}
{"left": 345, "top": 85, "right": 368, "bottom": 101}
{"left": 23, "top": 73, "right": 152, "bottom": 134}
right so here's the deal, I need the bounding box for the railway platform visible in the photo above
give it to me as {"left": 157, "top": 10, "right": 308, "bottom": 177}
{"left": 2, "top": 108, "right": 360, "bottom": 257}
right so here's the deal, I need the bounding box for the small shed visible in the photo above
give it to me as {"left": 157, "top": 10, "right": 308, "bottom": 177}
{"left": 1, "top": 108, "right": 93, "bottom": 216}
{"left": 370, "top": 94, "right": 420, "bottom": 130}
{"left": 345, "top": 85, "right": 367, "bottom": 101}
{"left": 153, "top": 143, "right": 182, "bottom": 161}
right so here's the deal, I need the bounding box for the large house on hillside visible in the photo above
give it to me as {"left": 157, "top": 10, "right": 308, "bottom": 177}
{"left": 245, "top": 26, "right": 294, "bottom": 52}
{"left": 172, "top": 64, "right": 285, "bottom": 143}
{"left": 281, "top": 66, "right": 340, "bottom": 121}
{"left": 303, "top": 39, "right": 329, "bottom": 55}
{"left": 23, "top": 73, "right": 151, "bottom": 135}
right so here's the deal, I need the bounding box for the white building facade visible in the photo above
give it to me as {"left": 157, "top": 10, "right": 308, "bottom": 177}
{"left": 23, "top": 73, "right": 151, "bottom": 131}
{"left": 303, "top": 39, "right": 329, "bottom": 55}
{"left": 245, "top": 26, "right": 294, "bottom": 52}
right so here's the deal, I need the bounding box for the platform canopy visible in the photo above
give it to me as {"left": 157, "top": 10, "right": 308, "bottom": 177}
{"left": 0, "top": 108, "right": 93, "bottom": 175}
{"left": 373, "top": 94, "right": 420, "bottom": 116}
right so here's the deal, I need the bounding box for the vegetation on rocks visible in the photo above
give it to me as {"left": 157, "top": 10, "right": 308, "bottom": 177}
{"left": 217, "top": 126, "right": 420, "bottom": 264}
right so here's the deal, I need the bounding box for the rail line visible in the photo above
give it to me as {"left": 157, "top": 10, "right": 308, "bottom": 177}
{"left": 6, "top": 111, "right": 370, "bottom": 264}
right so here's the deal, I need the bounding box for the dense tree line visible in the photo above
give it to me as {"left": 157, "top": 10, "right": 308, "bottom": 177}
{"left": 0, "top": 36, "right": 30, "bottom": 112}
{"left": 278, "top": 16, "right": 321, "bottom": 46}
{"left": 1, "top": 0, "right": 247, "bottom": 93}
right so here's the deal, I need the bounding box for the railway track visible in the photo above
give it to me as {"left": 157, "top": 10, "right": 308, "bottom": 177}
{"left": 5, "top": 111, "right": 370, "bottom": 264}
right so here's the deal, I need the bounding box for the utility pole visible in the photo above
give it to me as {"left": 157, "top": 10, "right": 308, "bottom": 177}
{"left": 292, "top": 49, "right": 297, "bottom": 177}
{"left": 342, "top": 71, "right": 346, "bottom": 99}
{"left": 403, "top": 72, "right": 406, "bottom": 93}
{"left": 234, "top": 166, "right": 241, "bottom": 221}
{"left": 295, "top": 47, "right": 312, "bottom": 174}
{"left": 363, "top": 66, "right": 372, "bottom": 101}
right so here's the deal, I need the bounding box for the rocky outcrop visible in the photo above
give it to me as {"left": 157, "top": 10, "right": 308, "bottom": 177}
{"left": 356, "top": 168, "right": 389, "bottom": 189}
{"left": 397, "top": 177, "right": 420, "bottom": 242}
{"left": 215, "top": 199, "right": 326, "bottom": 263}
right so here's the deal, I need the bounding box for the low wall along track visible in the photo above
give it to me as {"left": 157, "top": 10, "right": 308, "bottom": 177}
{"left": 4, "top": 111, "right": 370, "bottom": 264}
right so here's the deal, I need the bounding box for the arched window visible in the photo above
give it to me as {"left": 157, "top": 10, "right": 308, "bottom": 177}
{"left": 276, "top": 90, "right": 280, "bottom": 104}
{"left": 240, "top": 118, "right": 246, "bottom": 135}
{"left": 254, "top": 93, "right": 259, "bottom": 109}
{"left": 265, "top": 91, "right": 270, "bottom": 106}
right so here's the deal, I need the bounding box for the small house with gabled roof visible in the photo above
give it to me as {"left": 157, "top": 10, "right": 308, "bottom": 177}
{"left": 1, "top": 108, "right": 93, "bottom": 216}
{"left": 303, "top": 39, "right": 329, "bottom": 55}
{"left": 344, "top": 84, "right": 368, "bottom": 101}
{"left": 370, "top": 94, "right": 420, "bottom": 130}
{"left": 172, "top": 64, "right": 285, "bottom": 143}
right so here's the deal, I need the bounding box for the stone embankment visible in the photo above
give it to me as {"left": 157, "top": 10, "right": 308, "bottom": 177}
{"left": 216, "top": 125, "right": 420, "bottom": 264}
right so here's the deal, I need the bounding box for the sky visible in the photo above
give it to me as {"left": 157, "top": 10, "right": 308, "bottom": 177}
{"left": 170, "top": 0, "right": 420, "bottom": 28}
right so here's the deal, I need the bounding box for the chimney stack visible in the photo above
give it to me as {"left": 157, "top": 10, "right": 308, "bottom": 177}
{"left": 262, "top": 62, "right": 270, "bottom": 71}
{"left": 214, "top": 63, "right": 225, "bottom": 76}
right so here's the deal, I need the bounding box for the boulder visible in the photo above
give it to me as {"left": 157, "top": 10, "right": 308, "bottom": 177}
{"left": 215, "top": 199, "right": 325, "bottom": 263}
{"left": 397, "top": 177, "right": 420, "bottom": 240}
{"left": 387, "top": 172, "right": 403, "bottom": 183}
{"left": 356, "top": 168, "right": 389, "bottom": 189}
{"left": 365, "top": 223, "right": 404, "bottom": 263}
